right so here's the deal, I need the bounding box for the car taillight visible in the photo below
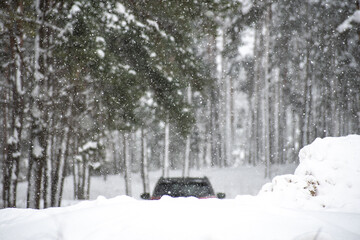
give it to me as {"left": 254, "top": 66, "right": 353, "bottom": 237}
{"left": 198, "top": 196, "right": 217, "bottom": 199}
{"left": 150, "top": 197, "right": 161, "bottom": 200}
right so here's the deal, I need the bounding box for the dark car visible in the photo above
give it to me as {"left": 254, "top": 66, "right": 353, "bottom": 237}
{"left": 141, "top": 177, "right": 226, "bottom": 200}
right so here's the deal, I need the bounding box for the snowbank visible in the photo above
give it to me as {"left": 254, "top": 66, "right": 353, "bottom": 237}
{"left": 259, "top": 135, "right": 360, "bottom": 212}
{"left": 1, "top": 195, "right": 360, "bottom": 240}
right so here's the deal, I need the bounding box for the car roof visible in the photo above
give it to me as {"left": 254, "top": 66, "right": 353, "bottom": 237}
{"left": 157, "top": 177, "right": 210, "bottom": 184}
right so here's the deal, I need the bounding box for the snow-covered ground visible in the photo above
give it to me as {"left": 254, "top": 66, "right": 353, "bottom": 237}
{"left": 1, "top": 135, "right": 360, "bottom": 240}
{"left": 1, "top": 195, "right": 359, "bottom": 240}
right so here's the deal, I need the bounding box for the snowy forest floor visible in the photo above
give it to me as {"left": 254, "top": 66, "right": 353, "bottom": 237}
{"left": 11, "top": 164, "right": 298, "bottom": 208}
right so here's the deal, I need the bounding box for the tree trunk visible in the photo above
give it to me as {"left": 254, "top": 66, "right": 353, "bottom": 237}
{"left": 140, "top": 127, "right": 150, "bottom": 193}
{"left": 183, "top": 84, "right": 192, "bottom": 177}
{"left": 2, "top": 0, "right": 25, "bottom": 208}
{"left": 86, "top": 166, "right": 91, "bottom": 200}
{"left": 216, "top": 27, "right": 226, "bottom": 168}
{"left": 27, "top": 0, "right": 51, "bottom": 209}
{"left": 303, "top": 43, "right": 313, "bottom": 147}
{"left": 50, "top": 127, "right": 69, "bottom": 206}
{"left": 224, "top": 73, "right": 232, "bottom": 167}
{"left": 247, "top": 95, "right": 254, "bottom": 165}
{"left": 163, "top": 116, "right": 170, "bottom": 177}
{"left": 57, "top": 128, "right": 70, "bottom": 207}
{"left": 123, "top": 132, "right": 132, "bottom": 196}
{"left": 252, "top": 8, "right": 263, "bottom": 167}
{"left": 1, "top": 78, "right": 9, "bottom": 208}
{"left": 263, "top": 3, "right": 271, "bottom": 178}
{"left": 209, "top": 33, "right": 222, "bottom": 168}
{"left": 72, "top": 137, "right": 79, "bottom": 199}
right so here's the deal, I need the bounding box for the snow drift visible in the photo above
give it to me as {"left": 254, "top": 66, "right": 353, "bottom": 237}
{"left": 259, "top": 135, "right": 360, "bottom": 212}
{"left": 1, "top": 195, "right": 360, "bottom": 240}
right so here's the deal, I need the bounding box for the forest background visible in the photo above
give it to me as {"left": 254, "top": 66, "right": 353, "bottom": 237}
{"left": 0, "top": 0, "right": 359, "bottom": 209}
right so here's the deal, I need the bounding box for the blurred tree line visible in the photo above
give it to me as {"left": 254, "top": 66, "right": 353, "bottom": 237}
{"left": 238, "top": 0, "right": 360, "bottom": 177}
{"left": 0, "top": 0, "right": 359, "bottom": 208}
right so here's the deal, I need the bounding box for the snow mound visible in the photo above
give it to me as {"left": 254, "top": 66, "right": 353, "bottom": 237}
{"left": 259, "top": 135, "right": 360, "bottom": 212}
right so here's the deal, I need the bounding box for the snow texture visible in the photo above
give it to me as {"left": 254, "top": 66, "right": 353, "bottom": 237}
{"left": 70, "top": 4, "right": 80, "bottom": 15}
{"left": 96, "top": 36, "right": 105, "bottom": 44}
{"left": 0, "top": 195, "right": 359, "bottom": 240}
{"left": 32, "top": 137, "right": 43, "bottom": 158}
{"left": 337, "top": 10, "right": 360, "bottom": 33}
{"left": 79, "top": 141, "right": 98, "bottom": 152}
{"left": 146, "top": 19, "right": 160, "bottom": 31}
{"left": 259, "top": 135, "right": 360, "bottom": 212}
{"left": 7, "top": 129, "right": 18, "bottom": 145}
{"left": 353, "top": 10, "right": 360, "bottom": 23}
{"left": 96, "top": 49, "right": 105, "bottom": 59}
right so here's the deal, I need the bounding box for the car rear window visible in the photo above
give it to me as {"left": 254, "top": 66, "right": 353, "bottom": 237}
{"left": 153, "top": 181, "right": 214, "bottom": 198}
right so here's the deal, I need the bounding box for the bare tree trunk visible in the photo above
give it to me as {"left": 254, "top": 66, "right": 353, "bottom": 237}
{"left": 357, "top": 1, "right": 360, "bottom": 41}
{"left": 247, "top": 96, "right": 254, "bottom": 165}
{"left": 43, "top": 126, "right": 55, "bottom": 208}
{"left": 111, "top": 131, "right": 119, "bottom": 173}
{"left": 216, "top": 27, "right": 227, "bottom": 167}
{"left": 50, "top": 126, "right": 69, "bottom": 206}
{"left": 27, "top": 127, "right": 48, "bottom": 209}
{"left": 2, "top": 0, "right": 25, "bottom": 208}
{"left": 163, "top": 116, "right": 170, "bottom": 177}
{"left": 140, "top": 127, "right": 150, "bottom": 193}
{"left": 80, "top": 155, "right": 87, "bottom": 199}
{"left": 183, "top": 84, "right": 192, "bottom": 177}
{"left": 230, "top": 75, "right": 235, "bottom": 153}
{"left": 252, "top": 8, "right": 262, "bottom": 167}
{"left": 303, "top": 43, "right": 313, "bottom": 147}
{"left": 204, "top": 100, "right": 212, "bottom": 167}
{"left": 73, "top": 139, "right": 91, "bottom": 200}
{"left": 224, "top": 74, "right": 232, "bottom": 167}
{"left": 1, "top": 78, "right": 9, "bottom": 208}
{"left": 72, "top": 137, "right": 79, "bottom": 199}
{"left": 263, "top": 3, "right": 271, "bottom": 178}
{"left": 278, "top": 66, "right": 287, "bottom": 164}
{"left": 123, "top": 132, "right": 132, "bottom": 196}
{"left": 27, "top": 0, "right": 51, "bottom": 209}
{"left": 86, "top": 166, "right": 91, "bottom": 200}
{"left": 50, "top": 137, "right": 62, "bottom": 206}
{"left": 58, "top": 128, "right": 71, "bottom": 207}
{"left": 209, "top": 33, "right": 222, "bottom": 168}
